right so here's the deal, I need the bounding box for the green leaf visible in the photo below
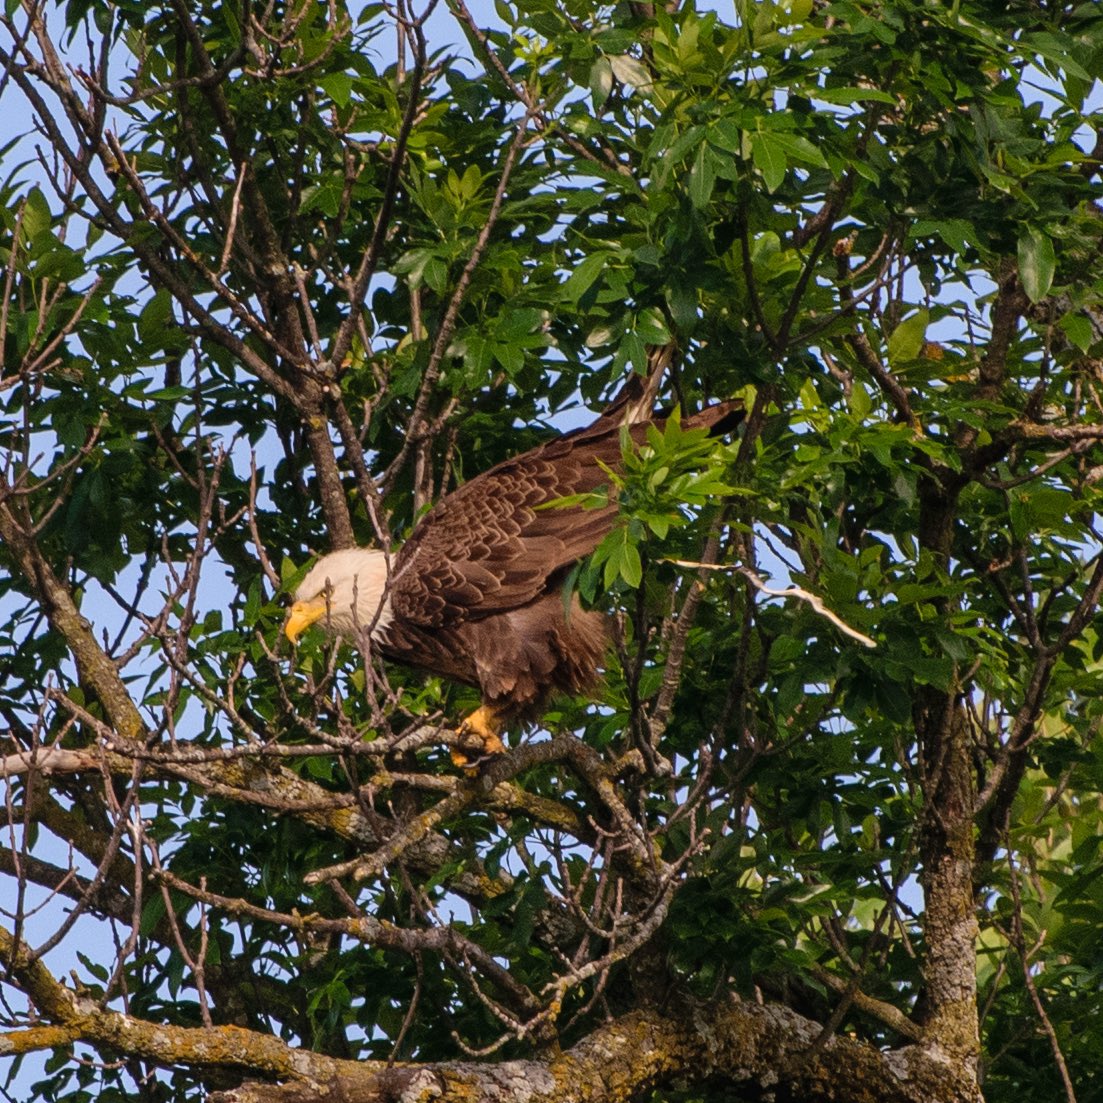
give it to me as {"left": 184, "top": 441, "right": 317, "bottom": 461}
{"left": 815, "top": 86, "right": 897, "bottom": 105}
{"left": 138, "top": 288, "right": 174, "bottom": 342}
{"left": 634, "top": 308, "right": 672, "bottom": 345}
{"left": 666, "top": 281, "right": 698, "bottom": 333}
{"left": 688, "top": 142, "right": 716, "bottom": 208}
{"left": 751, "top": 133, "right": 786, "bottom": 192}
{"left": 561, "top": 252, "right": 608, "bottom": 303}
{"left": 609, "top": 53, "right": 652, "bottom": 90}
{"left": 589, "top": 55, "right": 613, "bottom": 109}
{"left": 848, "top": 381, "right": 871, "bottom": 419}
{"left": 1018, "top": 228, "right": 1056, "bottom": 304}
{"left": 19, "top": 186, "right": 51, "bottom": 240}
{"left": 909, "top": 218, "right": 976, "bottom": 256}
{"left": 619, "top": 541, "right": 642, "bottom": 588}
{"left": 320, "top": 72, "right": 354, "bottom": 107}
{"left": 766, "top": 131, "right": 828, "bottom": 169}
{"left": 1021, "top": 31, "right": 1093, "bottom": 82}
{"left": 887, "top": 310, "right": 929, "bottom": 366}
{"left": 1059, "top": 312, "right": 1094, "bottom": 353}
{"left": 301, "top": 178, "right": 343, "bottom": 217}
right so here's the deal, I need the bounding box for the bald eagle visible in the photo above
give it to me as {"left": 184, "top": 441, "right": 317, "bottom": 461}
{"left": 285, "top": 399, "right": 743, "bottom": 761}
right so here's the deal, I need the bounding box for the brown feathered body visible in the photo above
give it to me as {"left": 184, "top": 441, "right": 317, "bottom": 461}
{"left": 290, "top": 400, "right": 742, "bottom": 724}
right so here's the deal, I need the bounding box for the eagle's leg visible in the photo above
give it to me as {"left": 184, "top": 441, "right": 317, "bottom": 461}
{"left": 452, "top": 705, "right": 506, "bottom": 767}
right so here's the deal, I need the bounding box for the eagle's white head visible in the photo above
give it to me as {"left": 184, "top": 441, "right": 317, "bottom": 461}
{"left": 284, "top": 548, "right": 392, "bottom": 645}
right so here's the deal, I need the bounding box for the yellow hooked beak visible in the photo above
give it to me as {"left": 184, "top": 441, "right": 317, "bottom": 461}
{"left": 284, "top": 598, "right": 327, "bottom": 644}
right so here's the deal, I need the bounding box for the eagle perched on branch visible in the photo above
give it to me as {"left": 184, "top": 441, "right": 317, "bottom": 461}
{"left": 285, "top": 393, "right": 743, "bottom": 762}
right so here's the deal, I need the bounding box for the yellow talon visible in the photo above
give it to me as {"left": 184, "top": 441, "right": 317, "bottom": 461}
{"left": 451, "top": 705, "right": 506, "bottom": 768}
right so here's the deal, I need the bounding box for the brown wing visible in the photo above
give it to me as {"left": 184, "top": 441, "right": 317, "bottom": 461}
{"left": 389, "top": 401, "right": 742, "bottom": 628}
{"left": 388, "top": 427, "right": 621, "bottom": 628}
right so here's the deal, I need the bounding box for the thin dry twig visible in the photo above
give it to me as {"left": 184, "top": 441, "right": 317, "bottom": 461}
{"left": 1005, "top": 852, "right": 1077, "bottom": 1103}
{"left": 663, "top": 559, "right": 877, "bottom": 648}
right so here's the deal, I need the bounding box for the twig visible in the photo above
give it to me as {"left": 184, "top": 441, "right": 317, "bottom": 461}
{"left": 1006, "top": 852, "right": 1077, "bottom": 1103}
{"left": 383, "top": 109, "right": 534, "bottom": 489}
{"left": 662, "top": 560, "right": 877, "bottom": 648}
{"left": 809, "top": 964, "right": 924, "bottom": 1042}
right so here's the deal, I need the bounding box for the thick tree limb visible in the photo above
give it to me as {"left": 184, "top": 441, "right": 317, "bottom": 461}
{"left": 0, "top": 497, "right": 145, "bottom": 742}
{"left": 215, "top": 999, "right": 979, "bottom": 1103}
{"left": 0, "top": 920, "right": 979, "bottom": 1103}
